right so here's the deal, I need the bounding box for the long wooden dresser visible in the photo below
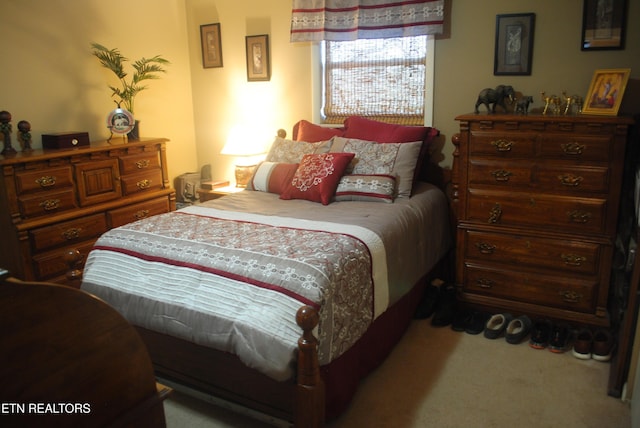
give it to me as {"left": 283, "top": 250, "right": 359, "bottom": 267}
{"left": 0, "top": 138, "right": 175, "bottom": 286}
{"left": 452, "top": 114, "right": 634, "bottom": 326}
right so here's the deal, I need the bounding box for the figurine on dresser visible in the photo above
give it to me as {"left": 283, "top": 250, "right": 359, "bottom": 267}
{"left": 474, "top": 85, "right": 516, "bottom": 113}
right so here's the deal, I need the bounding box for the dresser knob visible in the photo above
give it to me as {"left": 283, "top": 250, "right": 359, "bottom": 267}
{"left": 62, "top": 227, "right": 82, "bottom": 240}
{"left": 476, "top": 278, "right": 494, "bottom": 288}
{"left": 561, "top": 142, "right": 585, "bottom": 155}
{"left": 559, "top": 289, "right": 582, "bottom": 303}
{"left": 136, "top": 179, "right": 151, "bottom": 189}
{"left": 40, "top": 199, "right": 60, "bottom": 211}
{"left": 135, "top": 159, "right": 150, "bottom": 169}
{"left": 35, "top": 176, "right": 57, "bottom": 187}
{"left": 491, "top": 169, "right": 513, "bottom": 182}
{"left": 561, "top": 253, "right": 586, "bottom": 266}
{"left": 567, "top": 210, "right": 591, "bottom": 223}
{"left": 558, "top": 174, "right": 583, "bottom": 187}
{"left": 488, "top": 203, "right": 502, "bottom": 223}
{"left": 134, "top": 209, "right": 150, "bottom": 220}
{"left": 476, "top": 242, "right": 496, "bottom": 254}
{"left": 491, "top": 139, "right": 513, "bottom": 152}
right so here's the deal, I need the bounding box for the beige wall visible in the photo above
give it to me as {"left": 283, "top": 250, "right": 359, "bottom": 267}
{"left": 1, "top": 0, "right": 639, "bottom": 184}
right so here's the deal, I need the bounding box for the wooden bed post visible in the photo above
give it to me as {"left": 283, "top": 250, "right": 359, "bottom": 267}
{"left": 295, "top": 305, "right": 325, "bottom": 427}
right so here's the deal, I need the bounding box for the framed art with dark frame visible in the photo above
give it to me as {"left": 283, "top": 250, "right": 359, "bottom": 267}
{"left": 583, "top": 68, "right": 630, "bottom": 116}
{"left": 494, "top": 13, "right": 535, "bottom": 76}
{"left": 200, "top": 23, "right": 223, "bottom": 68}
{"left": 581, "top": 0, "right": 627, "bottom": 50}
{"left": 245, "top": 34, "right": 270, "bottom": 81}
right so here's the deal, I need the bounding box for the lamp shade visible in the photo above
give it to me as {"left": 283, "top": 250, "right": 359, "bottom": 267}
{"left": 220, "top": 127, "right": 268, "bottom": 157}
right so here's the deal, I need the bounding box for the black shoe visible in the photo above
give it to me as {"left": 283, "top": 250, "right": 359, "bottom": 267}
{"left": 465, "top": 311, "right": 491, "bottom": 335}
{"left": 431, "top": 284, "right": 457, "bottom": 327}
{"left": 484, "top": 313, "right": 513, "bottom": 339}
{"left": 529, "top": 320, "right": 553, "bottom": 349}
{"left": 451, "top": 309, "right": 472, "bottom": 332}
{"left": 549, "top": 324, "right": 570, "bottom": 353}
{"left": 505, "top": 315, "right": 532, "bottom": 344}
{"left": 415, "top": 285, "right": 439, "bottom": 319}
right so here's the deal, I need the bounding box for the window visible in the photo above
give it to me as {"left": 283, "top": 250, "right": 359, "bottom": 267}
{"left": 315, "top": 35, "right": 434, "bottom": 126}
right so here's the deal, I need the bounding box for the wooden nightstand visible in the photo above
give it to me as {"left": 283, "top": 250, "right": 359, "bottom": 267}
{"left": 198, "top": 185, "right": 244, "bottom": 202}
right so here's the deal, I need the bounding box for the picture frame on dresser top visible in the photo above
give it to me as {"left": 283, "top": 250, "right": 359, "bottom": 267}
{"left": 583, "top": 68, "right": 631, "bottom": 116}
{"left": 494, "top": 13, "right": 535, "bottom": 76}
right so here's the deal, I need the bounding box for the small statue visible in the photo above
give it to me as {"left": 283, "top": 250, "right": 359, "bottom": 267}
{"left": 0, "top": 110, "right": 17, "bottom": 156}
{"left": 541, "top": 92, "right": 561, "bottom": 115}
{"left": 515, "top": 96, "right": 534, "bottom": 114}
{"left": 17, "top": 120, "right": 33, "bottom": 151}
{"left": 475, "top": 85, "right": 516, "bottom": 113}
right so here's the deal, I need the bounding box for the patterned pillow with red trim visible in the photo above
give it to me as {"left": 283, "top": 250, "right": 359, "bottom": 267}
{"left": 335, "top": 174, "right": 396, "bottom": 203}
{"left": 246, "top": 161, "right": 299, "bottom": 194}
{"left": 280, "top": 152, "right": 355, "bottom": 205}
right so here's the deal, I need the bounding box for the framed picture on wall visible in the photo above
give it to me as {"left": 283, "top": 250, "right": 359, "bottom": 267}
{"left": 494, "top": 13, "right": 535, "bottom": 76}
{"left": 201, "top": 23, "right": 223, "bottom": 68}
{"left": 246, "top": 34, "right": 270, "bottom": 81}
{"left": 581, "top": 0, "right": 627, "bottom": 50}
{"left": 582, "top": 68, "right": 630, "bottom": 115}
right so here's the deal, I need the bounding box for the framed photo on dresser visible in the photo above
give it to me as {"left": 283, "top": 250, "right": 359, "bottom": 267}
{"left": 583, "top": 68, "right": 630, "bottom": 115}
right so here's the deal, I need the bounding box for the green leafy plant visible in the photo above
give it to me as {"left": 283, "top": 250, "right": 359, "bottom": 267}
{"left": 90, "top": 42, "right": 170, "bottom": 114}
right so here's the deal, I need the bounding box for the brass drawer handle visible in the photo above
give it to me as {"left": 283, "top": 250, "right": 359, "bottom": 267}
{"left": 491, "top": 169, "right": 513, "bottom": 182}
{"left": 40, "top": 199, "right": 60, "bottom": 211}
{"left": 558, "top": 174, "right": 583, "bottom": 187}
{"left": 134, "top": 209, "right": 150, "bottom": 220}
{"left": 62, "top": 227, "right": 82, "bottom": 240}
{"left": 35, "top": 176, "right": 57, "bottom": 187}
{"left": 491, "top": 139, "right": 513, "bottom": 152}
{"left": 561, "top": 253, "right": 586, "bottom": 266}
{"left": 476, "top": 278, "right": 494, "bottom": 288}
{"left": 135, "top": 159, "right": 150, "bottom": 169}
{"left": 559, "top": 289, "right": 582, "bottom": 303}
{"left": 488, "top": 203, "right": 502, "bottom": 224}
{"left": 561, "top": 142, "right": 585, "bottom": 155}
{"left": 136, "top": 179, "right": 151, "bottom": 189}
{"left": 567, "top": 210, "right": 591, "bottom": 224}
{"left": 476, "top": 242, "right": 496, "bottom": 255}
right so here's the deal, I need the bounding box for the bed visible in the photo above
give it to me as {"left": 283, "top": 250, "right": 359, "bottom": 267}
{"left": 79, "top": 117, "right": 453, "bottom": 427}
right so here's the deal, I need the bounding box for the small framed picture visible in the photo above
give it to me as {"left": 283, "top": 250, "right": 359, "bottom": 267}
{"left": 494, "top": 13, "right": 535, "bottom": 76}
{"left": 245, "top": 34, "right": 270, "bottom": 81}
{"left": 582, "top": 68, "right": 630, "bottom": 116}
{"left": 200, "top": 23, "right": 223, "bottom": 68}
{"left": 581, "top": 0, "right": 627, "bottom": 50}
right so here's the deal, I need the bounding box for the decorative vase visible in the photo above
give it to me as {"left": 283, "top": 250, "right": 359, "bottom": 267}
{"left": 127, "top": 120, "right": 140, "bottom": 140}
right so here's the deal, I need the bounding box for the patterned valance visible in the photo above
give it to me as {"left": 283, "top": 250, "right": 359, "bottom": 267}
{"left": 290, "top": 0, "right": 445, "bottom": 42}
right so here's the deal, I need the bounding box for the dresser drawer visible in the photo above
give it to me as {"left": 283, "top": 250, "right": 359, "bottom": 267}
{"left": 18, "top": 189, "right": 78, "bottom": 218}
{"left": 120, "top": 169, "right": 164, "bottom": 195}
{"left": 32, "top": 240, "right": 97, "bottom": 280}
{"left": 469, "top": 159, "right": 610, "bottom": 194}
{"left": 15, "top": 166, "right": 74, "bottom": 195}
{"left": 469, "top": 132, "right": 536, "bottom": 158}
{"left": 30, "top": 213, "right": 108, "bottom": 252}
{"left": 463, "top": 263, "right": 596, "bottom": 313}
{"left": 119, "top": 151, "right": 161, "bottom": 175}
{"left": 467, "top": 189, "right": 606, "bottom": 234}
{"left": 107, "top": 197, "right": 170, "bottom": 228}
{"left": 538, "top": 134, "right": 613, "bottom": 162}
{"left": 463, "top": 229, "right": 601, "bottom": 275}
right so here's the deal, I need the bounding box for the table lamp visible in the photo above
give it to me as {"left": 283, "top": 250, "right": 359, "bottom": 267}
{"left": 221, "top": 127, "right": 267, "bottom": 187}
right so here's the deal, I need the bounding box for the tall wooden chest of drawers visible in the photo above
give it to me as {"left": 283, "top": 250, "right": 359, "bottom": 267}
{"left": 0, "top": 138, "right": 176, "bottom": 286}
{"left": 452, "top": 114, "right": 633, "bottom": 326}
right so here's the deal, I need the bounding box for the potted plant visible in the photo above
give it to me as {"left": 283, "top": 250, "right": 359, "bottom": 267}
{"left": 90, "top": 42, "right": 170, "bottom": 139}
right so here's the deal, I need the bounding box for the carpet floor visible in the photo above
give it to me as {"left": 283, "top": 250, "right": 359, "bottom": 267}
{"left": 163, "top": 319, "right": 631, "bottom": 427}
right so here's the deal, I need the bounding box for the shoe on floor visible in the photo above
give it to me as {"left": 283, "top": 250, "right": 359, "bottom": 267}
{"left": 572, "top": 328, "right": 593, "bottom": 360}
{"left": 505, "top": 315, "right": 532, "bottom": 344}
{"left": 592, "top": 328, "right": 614, "bottom": 362}
{"left": 529, "top": 319, "right": 553, "bottom": 349}
{"left": 484, "top": 313, "right": 513, "bottom": 339}
{"left": 451, "top": 309, "right": 472, "bottom": 332}
{"left": 415, "top": 284, "right": 439, "bottom": 319}
{"left": 431, "top": 284, "right": 457, "bottom": 327}
{"left": 549, "top": 323, "right": 570, "bottom": 353}
{"left": 465, "top": 311, "right": 491, "bottom": 335}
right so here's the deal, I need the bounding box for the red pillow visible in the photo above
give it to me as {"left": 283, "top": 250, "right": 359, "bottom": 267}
{"left": 294, "top": 120, "right": 345, "bottom": 142}
{"left": 280, "top": 152, "right": 355, "bottom": 205}
{"left": 247, "top": 162, "right": 299, "bottom": 194}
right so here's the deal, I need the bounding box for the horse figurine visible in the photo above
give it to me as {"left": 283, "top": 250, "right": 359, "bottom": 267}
{"left": 541, "top": 91, "right": 561, "bottom": 115}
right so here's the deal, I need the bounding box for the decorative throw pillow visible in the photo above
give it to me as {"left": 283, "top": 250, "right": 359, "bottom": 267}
{"left": 335, "top": 174, "right": 396, "bottom": 203}
{"left": 246, "top": 161, "right": 299, "bottom": 194}
{"left": 295, "top": 119, "right": 344, "bottom": 142}
{"left": 280, "top": 152, "right": 355, "bottom": 205}
{"left": 330, "top": 136, "right": 422, "bottom": 198}
{"left": 265, "top": 136, "right": 332, "bottom": 164}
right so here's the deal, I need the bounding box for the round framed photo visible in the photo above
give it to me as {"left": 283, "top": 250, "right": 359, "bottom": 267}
{"left": 106, "top": 108, "right": 135, "bottom": 134}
